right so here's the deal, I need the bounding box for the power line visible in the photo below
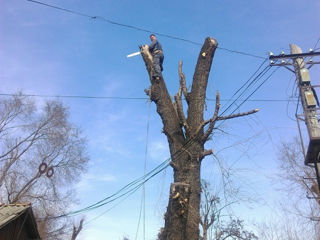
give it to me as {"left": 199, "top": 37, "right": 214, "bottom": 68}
{"left": 227, "top": 67, "right": 280, "bottom": 115}
{"left": 20, "top": 0, "right": 288, "bottom": 226}
{"left": 38, "top": 158, "right": 170, "bottom": 220}
{"left": 218, "top": 59, "right": 270, "bottom": 116}
{"left": 208, "top": 59, "right": 279, "bottom": 131}
{"left": 223, "top": 59, "right": 268, "bottom": 103}
{"left": 26, "top": 0, "right": 266, "bottom": 60}
{"left": 219, "top": 64, "right": 272, "bottom": 117}
{"left": 217, "top": 66, "right": 279, "bottom": 129}
{"left": 217, "top": 46, "right": 266, "bottom": 60}
{"left": 0, "top": 93, "right": 297, "bottom": 102}
{"left": 48, "top": 68, "right": 280, "bottom": 223}
{"left": 135, "top": 100, "right": 151, "bottom": 240}
{"left": 5, "top": 63, "right": 284, "bottom": 221}
{"left": 41, "top": 102, "right": 218, "bottom": 220}
{"left": 0, "top": 93, "right": 147, "bottom": 100}
{"left": 313, "top": 37, "right": 320, "bottom": 50}
{"left": 35, "top": 63, "right": 280, "bottom": 222}
{"left": 30, "top": 43, "right": 278, "bottom": 222}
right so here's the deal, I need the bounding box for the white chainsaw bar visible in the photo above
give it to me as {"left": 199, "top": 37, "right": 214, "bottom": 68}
{"left": 126, "top": 51, "right": 141, "bottom": 58}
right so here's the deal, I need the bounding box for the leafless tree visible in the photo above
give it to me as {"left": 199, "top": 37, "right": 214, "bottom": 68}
{"left": 255, "top": 212, "right": 319, "bottom": 240}
{"left": 278, "top": 137, "right": 320, "bottom": 220}
{"left": 140, "top": 37, "right": 258, "bottom": 240}
{"left": 252, "top": 137, "right": 320, "bottom": 240}
{"left": 200, "top": 180, "right": 257, "bottom": 240}
{"left": 0, "top": 94, "right": 89, "bottom": 239}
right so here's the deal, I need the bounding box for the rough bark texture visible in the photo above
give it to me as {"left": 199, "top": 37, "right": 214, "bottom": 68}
{"left": 140, "top": 37, "right": 257, "bottom": 240}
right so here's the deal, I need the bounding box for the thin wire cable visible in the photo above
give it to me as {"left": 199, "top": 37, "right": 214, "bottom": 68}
{"left": 219, "top": 65, "right": 272, "bottom": 116}
{"left": 143, "top": 100, "right": 151, "bottom": 240}
{"left": 219, "top": 59, "right": 269, "bottom": 115}
{"left": 139, "top": 66, "right": 278, "bottom": 201}
{"left": 26, "top": 0, "right": 266, "bottom": 59}
{"left": 286, "top": 75, "right": 298, "bottom": 121}
{"left": 217, "top": 66, "right": 279, "bottom": 128}
{"left": 39, "top": 158, "right": 170, "bottom": 220}
{"left": 80, "top": 161, "right": 170, "bottom": 211}
{"left": 57, "top": 66, "right": 280, "bottom": 221}
{"left": 35, "top": 96, "right": 234, "bottom": 220}
{"left": 11, "top": 58, "right": 280, "bottom": 222}
{"left": 313, "top": 37, "right": 320, "bottom": 50}
{"left": 217, "top": 46, "right": 266, "bottom": 60}
{"left": 0, "top": 93, "right": 148, "bottom": 100}
{"left": 31, "top": 47, "right": 277, "bottom": 222}
{"left": 35, "top": 64, "right": 279, "bottom": 221}
{"left": 65, "top": 163, "right": 169, "bottom": 217}
{"left": 83, "top": 184, "right": 137, "bottom": 227}
{"left": 224, "top": 58, "right": 268, "bottom": 102}
{"left": 229, "top": 67, "right": 279, "bottom": 114}
{"left": 0, "top": 93, "right": 297, "bottom": 102}
{"left": 7, "top": 63, "right": 287, "bottom": 221}
{"left": 135, "top": 100, "right": 151, "bottom": 240}
{"left": 45, "top": 109, "right": 205, "bottom": 220}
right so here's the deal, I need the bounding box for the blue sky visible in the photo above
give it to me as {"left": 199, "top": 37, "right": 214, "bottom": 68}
{"left": 1, "top": 0, "right": 320, "bottom": 239}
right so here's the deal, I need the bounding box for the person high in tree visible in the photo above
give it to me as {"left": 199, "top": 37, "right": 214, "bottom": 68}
{"left": 148, "top": 34, "right": 164, "bottom": 79}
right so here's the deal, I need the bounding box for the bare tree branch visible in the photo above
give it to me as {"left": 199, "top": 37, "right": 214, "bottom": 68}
{"left": 201, "top": 149, "right": 214, "bottom": 159}
{"left": 71, "top": 218, "right": 84, "bottom": 240}
{"left": 217, "top": 109, "right": 259, "bottom": 121}
{"left": 178, "top": 61, "right": 189, "bottom": 103}
{"left": 200, "top": 181, "right": 257, "bottom": 240}
{"left": 11, "top": 172, "right": 41, "bottom": 203}
{"left": 174, "top": 94, "right": 189, "bottom": 136}
{"left": 140, "top": 45, "right": 185, "bottom": 145}
{"left": 202, "top": 91, "right": 220, "bottom": 143}
{"left": 0, "top": 95, "right": 89, "bottom": 240}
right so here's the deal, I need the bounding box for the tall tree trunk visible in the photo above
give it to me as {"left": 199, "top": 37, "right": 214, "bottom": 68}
{"left": 140, "top": 37, "right": 257, "bottom": 240}
{"left": 140, "top": 37, "right": 217, "bottom": 240}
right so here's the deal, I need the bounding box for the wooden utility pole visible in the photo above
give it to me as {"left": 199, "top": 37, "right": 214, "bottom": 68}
{"left": 140, "top": 37, "right": 259, "bottom": 240}
{"left": 270, "top": 45, "right": 320, "bottom": 191}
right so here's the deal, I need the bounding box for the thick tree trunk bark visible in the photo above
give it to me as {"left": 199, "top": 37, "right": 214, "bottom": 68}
{"left": 141, "top": 37, "right": 218, "bottom": 240}
{"left": 141, "top": 37, "right": 257, "bottom": 240}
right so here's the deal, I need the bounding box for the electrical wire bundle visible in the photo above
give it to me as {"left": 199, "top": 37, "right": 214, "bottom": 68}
{"left": 43, "top": 158, "right": 170, "bottom": 220}
{"left": 217, "top": 59, "right": 279, "bottom": 127}
{"left": 37, "top": 58, "right": 280, "bottom": 222}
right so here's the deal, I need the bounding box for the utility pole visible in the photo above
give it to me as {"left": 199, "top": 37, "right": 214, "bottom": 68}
{"left": 269, "top": 46, "right": 320, "bottom": 191}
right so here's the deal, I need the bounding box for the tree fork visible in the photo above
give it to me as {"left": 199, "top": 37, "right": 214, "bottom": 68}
{"left": 141, "top": 38, "right": 217, "bottom": 240}
{"left": 140, "top": 37, "right": 257, "bottom": 240}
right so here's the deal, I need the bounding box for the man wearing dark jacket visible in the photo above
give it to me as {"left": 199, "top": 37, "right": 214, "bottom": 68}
{"left": 149, "top": 34, "right": 164, "bottom": 79}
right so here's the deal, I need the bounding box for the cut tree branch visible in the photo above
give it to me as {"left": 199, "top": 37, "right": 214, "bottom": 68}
{"left": 201, "top": 149, "right": 214, "bottom": 159}
{"left": 140, "top": 45, "right": 185, "bottom": 146}
{"left": 178, "top": 61, "right": 189, "bottom": 103}
{"left": 217, "top": 109, "right": 259, "bottom": 121}
{"left": 174, "top": 61, "right": 190, "bottom": 135}
{"left": 174, "top": 94, "right": 189, "bottom": 135}
{"left": 202, "top": 91, "right": 220, "bottom": 143}
{"left": 174, "top": 85, "right": 190, "bottom": 136}
{"left": 71, "top": 219, "right": 84, "bottom": 240}
{"left": 187, "top": 37, "right": 218, "bottom": 134}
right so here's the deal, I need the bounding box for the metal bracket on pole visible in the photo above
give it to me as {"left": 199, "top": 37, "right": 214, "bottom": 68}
{"left": 269, "top": 51, "right": 320, "bottom": 60}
